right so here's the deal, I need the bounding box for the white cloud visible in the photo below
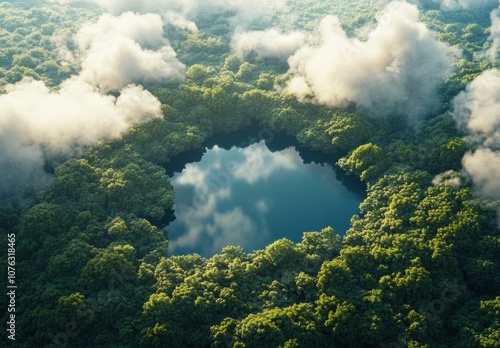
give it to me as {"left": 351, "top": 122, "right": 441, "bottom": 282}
{"left": 231, "top": 28, "right": 306, "bottom": 59}
{"left": 286, "top": 1, "right": 451, "bottom": 123}
{"left": 452, "top": 69, "right": 500, "bottom": 223}
{"left": 432, "top": 170, "right": 462, "bottom": 187}
{"left": 49, "top": 0, "right": 286, "bottom": 28}
{"left": 462, "top": 149, "right": 500, "bottom": 200}
{"left": 452, "top": 69, "right": 500, "bottom": 147}
{"left": 165, "top": 11, "right": 198, "bottom": 32}
{"left": 0, "top": 77, "right": 161, "bottom": 203}
{"left": 58, "top": 12, "right": 185, "bottom": 91}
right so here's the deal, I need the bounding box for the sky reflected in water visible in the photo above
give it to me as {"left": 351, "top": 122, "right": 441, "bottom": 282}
{"left": 166, "top": 141, "right": 362, "bottom": 257}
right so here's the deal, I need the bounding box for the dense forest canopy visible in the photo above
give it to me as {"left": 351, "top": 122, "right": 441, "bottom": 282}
{"left": 0, "top": 0, "right": 499, "bottom": 347}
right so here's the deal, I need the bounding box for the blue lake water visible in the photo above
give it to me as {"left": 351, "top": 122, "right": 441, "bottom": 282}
{"left": 165, "top": 133, "right": 364, "bottom": 257}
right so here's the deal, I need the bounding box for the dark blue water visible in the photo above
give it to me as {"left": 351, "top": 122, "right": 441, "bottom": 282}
{"left": 165, "top": 134, "right": 364, "bottom": 257}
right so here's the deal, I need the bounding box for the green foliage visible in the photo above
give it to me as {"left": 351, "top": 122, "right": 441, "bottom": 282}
{"left": 81, "top": 246, "right": 137, "bottom": 290}
{"left": 222, "top": 55, "right": 242, "bottom": 73}
{"left": 99, "top": 161, "right": 173, "bottom": 220}
{"left": 6, "top": 1, "right": 500, "bottom": 348}
{"left": 235, "top": 62, "right": 258, "bottom": 83}
{"left": 178, "top": 32, "right": 229, "bottom": 65}
{"left": 297, "top": 110, "right": 375, "bottom": 154}
{"left": 0, "top": 2, "right": 94, "bottom": 86}
{"left": 474, "top": 297, "right": 500, "bottom": 347}
{"left": 338, "top": 143, "right": 387, "bottom": 182}
{"left": 20, "top": 202, "right": 68, "bottom": 242}
{"left": 0, "top": 204, "right": 18, "bottom": 230}
{"left": 255, "top": 73, "right": 274, "bottom": 90}
{"left": 185, "top": 64, "right": 215, "bottom": 86}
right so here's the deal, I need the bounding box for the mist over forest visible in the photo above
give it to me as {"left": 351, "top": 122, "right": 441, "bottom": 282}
{"left": 0, "top": 0, "right": 499, "bottom": 347}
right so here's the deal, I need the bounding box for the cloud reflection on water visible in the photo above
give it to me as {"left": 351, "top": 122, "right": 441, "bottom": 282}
{"left": 233, "top": 144, "right": 302, "bottom": 183}
{"left": 167, "top": 141, "right": 360, "bottom": 257}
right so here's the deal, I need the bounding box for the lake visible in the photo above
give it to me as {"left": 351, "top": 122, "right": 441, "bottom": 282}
{"left": 165, "top": 128, "right": 364, "bottom": 257}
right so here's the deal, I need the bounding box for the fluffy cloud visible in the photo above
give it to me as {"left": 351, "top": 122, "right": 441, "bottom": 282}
{"left": 231, "top": 28, "right": 306, "bottom": 59}
{"left": 58, "top": 12, "right": 185, "bottom": 91}
{"left": 1, "top": 11, "right": 177, "bottom": 203}
{"left": 49, "top": 0, "right": 286, "bottom": 28}
{"left": 0, "top": 77, "right": 161, "bottom": 203}
{"left": 164, "top": 11, "right": 198, "bottom": 32}
{"left": 432, "top": 170, "right": 462, "bottom": 187}
{"left": 462, "top": 149, "right": 500, "bottom": 200}
{"left": 286, "top": 1, "right": 451, "bottom": 122}
{"left": 452, "top": 69, "right": 500, "bottom": 222}
{"left": 452, "top": 69, "right": 500, "bottom": 147}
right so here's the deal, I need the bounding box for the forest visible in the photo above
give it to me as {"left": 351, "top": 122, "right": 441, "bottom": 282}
{"left": 0, "top": 0, "right": 499, "bottom": 347}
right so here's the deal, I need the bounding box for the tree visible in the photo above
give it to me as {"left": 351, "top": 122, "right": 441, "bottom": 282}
{"left": 185, "top": 64, "right": 215, "bottom": 86}
{"left": 326, "top": 111, "right": 373, "bottom": 150}
{"left": 0, "top": 204, "right": 18, "bottom": 230}
{"left": 338, "top": 143, "right": 387, "bottom": 182}
{"left": 316, "top": 294, "right": 360, "bottom": 346}
{"left": 255, "top": 73, "right": 274, "bottom": 90}
{"left": 12, "top": 52, "right": 39, "bottom": 68}
{"left": 295, "top": 227, "right": 342, "bottom": 272}
{"left": 19, "top": 203, "right": 68, "bottom": 245}
{"left": 55, "top": 292, "right": 90, "bottom": 328}
{"left": 81, "top": 246, "right": 137, "bottom": 290}
{"left": 235, "top": 62, "right": 258, "bottom": 83}
{"left": 98, "top": 159, "right": 174, "bottom": 220}
{"left": 223, "top": 55, "right": 241, "bottom": 73}
{"left": 475, "top": 297, "right": 500, "bottom": 348}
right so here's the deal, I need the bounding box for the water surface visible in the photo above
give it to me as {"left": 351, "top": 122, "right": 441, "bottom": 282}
{"left": 166, "top": 138, "right": 363, "bottom": 257}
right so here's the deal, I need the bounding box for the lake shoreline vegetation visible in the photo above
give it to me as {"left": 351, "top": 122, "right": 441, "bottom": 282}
{"left": 0, "top": 0, "right": 499, "bottom": 347}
